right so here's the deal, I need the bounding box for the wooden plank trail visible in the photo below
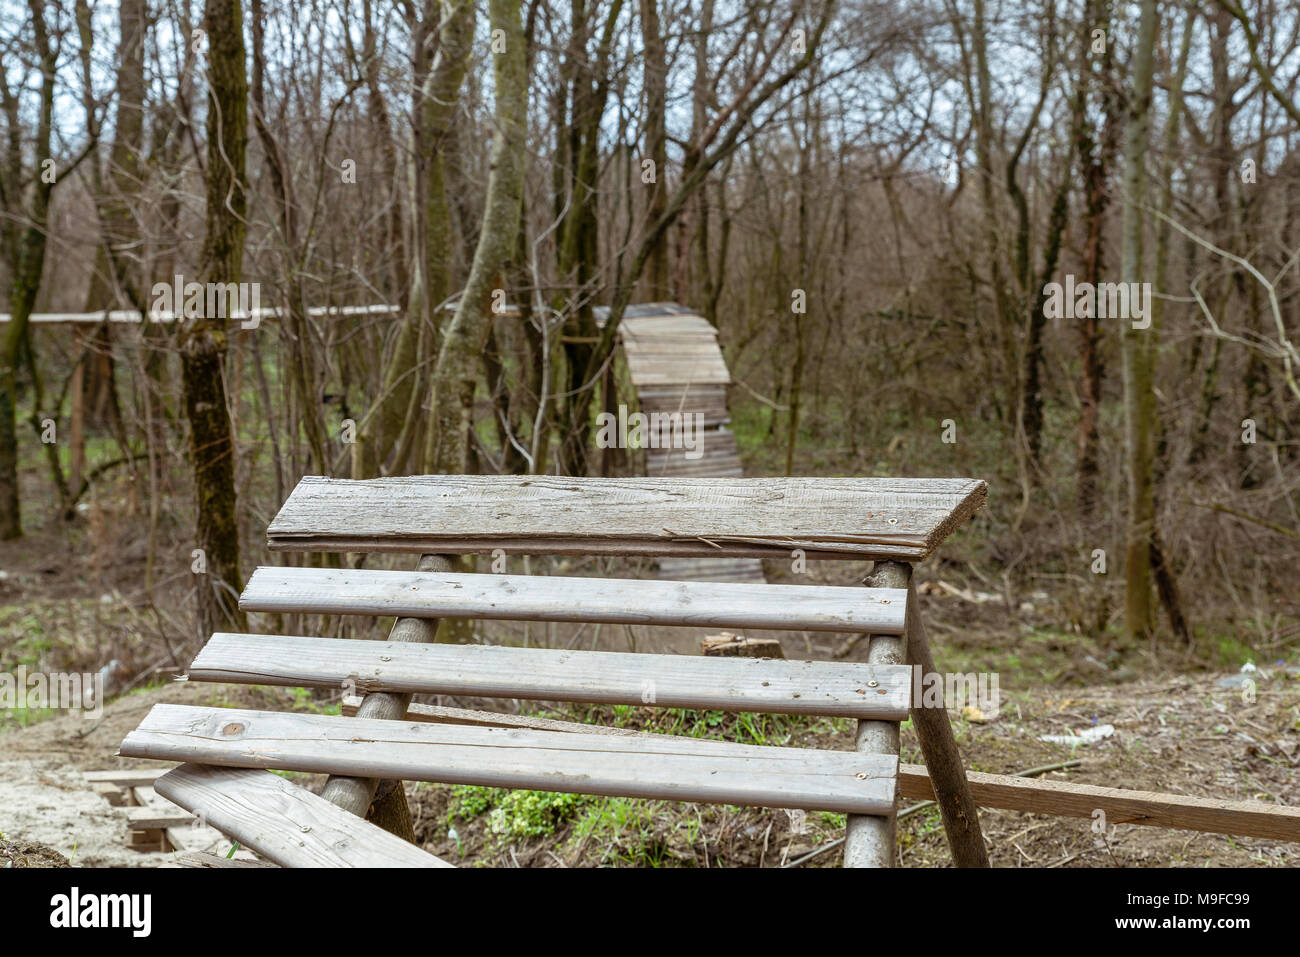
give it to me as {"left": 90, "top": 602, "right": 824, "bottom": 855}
{"left": 122, "top": 704, "right": 900, "bottom": 816}
{"left": 598, "top": 303, "right": 757, "bottom": 581}
{"left": 266, "top": 474, "right": 988, "bottom": 562}
{"left": 368, "top": 698, "right": 1300, "bottom": 843}
{"left": 154, "top": 764, "right": 451, "bottom": 868}
{"left": 188, "top": 631, "right": 914, "bottom": 719}
{"left": 238, "top": 566, "right": 908, "bottom": 634}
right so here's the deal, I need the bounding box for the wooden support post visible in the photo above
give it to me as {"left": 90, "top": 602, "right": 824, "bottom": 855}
{"left": 319, "top": 553, "right": 454, "bottom": 840}
{"left": 893, "top": 562, "right": 990, "bottom": 867}
{"left": 844, "top": 562, "right": 907, "bottom": 867}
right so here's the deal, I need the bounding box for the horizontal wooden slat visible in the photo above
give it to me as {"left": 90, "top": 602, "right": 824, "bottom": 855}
{"left": 153, "top": 763, "right": 451, "bottom": 868}
{"left": 123, "top": 705, "right": 898, "bottom": 815}
{"left": 188, "top": 632, "right": 912, "bottom": 719}
{"left": 239, "top": 566, "right": 906, "bottom": 635}
{"left": 266, "top": 475, "right": 988, "bottom": 560}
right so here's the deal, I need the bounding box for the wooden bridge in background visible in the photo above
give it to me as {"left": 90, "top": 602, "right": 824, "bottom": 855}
{"left": 597, "top": 303, "right": 764, "bottom": 584}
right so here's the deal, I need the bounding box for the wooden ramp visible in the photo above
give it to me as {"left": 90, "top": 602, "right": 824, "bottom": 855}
{"left": 595, "top": 303, "right": 763, "bottom": 583}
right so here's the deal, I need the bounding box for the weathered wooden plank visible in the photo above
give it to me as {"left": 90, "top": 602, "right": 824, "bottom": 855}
{"left": 84, "top": 768, "right": 168, "bottom": 787}
{"left": 239, "top": 566, "right": 907, "bottom": 635}
{"left": 162, "top": 851, "right": 278, "bottom": 868}
{"left": 266, "top": 475, "right": 988, "bottom": 560}
{"left": 153, "top": 763, "right": 452, "bottom": 868}
{"left": 189, "top": 632, "right": 912, "bottom": 719}
{"left": 128, "top": 806, "right": 197, "bottom": 830}
{"left": 899, "top": 765, "right": 1300, "bottom": 843}
{"left": 124, "top": 705, "right": 898, "bottom": 815}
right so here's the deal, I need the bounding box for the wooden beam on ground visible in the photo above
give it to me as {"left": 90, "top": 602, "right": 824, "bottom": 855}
{"left": 900, "top": 764, "right": 1300, "bottom": 842}
{"left": 265, "top": 475, "right": 988, "bottom": 561}
{"left": 238, "top": 566, "right": 907, "bottom": 635}
{"left": 189, "top": 632, "right": 911, "bottom": 720}
{"left": 340, "top": 696, "right": 642, "bottom": 735}
{"left": 701, "top": 633, "right": 784, "bottom": 658}
{"left": 123, "top": 704, "right": 899, "bottom": 816}
{"left": 154, "top": 764, "right": 452, "bottom": 867}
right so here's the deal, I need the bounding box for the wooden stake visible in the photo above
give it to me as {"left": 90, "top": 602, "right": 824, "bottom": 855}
{"left": 319, "top": 553, "right": 454, "bottom": 839}
{"left": 890, "top": 563, "right": 990, "bottom": 866}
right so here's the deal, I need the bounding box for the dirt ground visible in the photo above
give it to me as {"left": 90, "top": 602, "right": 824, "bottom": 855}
{"left": 1, "top": 669, "right": 1295, "bottom": 868}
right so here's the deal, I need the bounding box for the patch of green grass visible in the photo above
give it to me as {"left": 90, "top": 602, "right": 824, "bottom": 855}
{"left": 446, "top": 784, "right": 594, "bottom": 839}
{"left": 817, "top": 811, "right": 846, "bottom": 829}
{"left": 286, "top": 686, "right": 339, "bottom": 715}
{"left": 1, "top": 705, "right": 56, "bottom": 732}
{"left": 560, "top": 703, "right": 849, "bottom": 747}
{"left": 1207, "top": 631, "right": 1256, "bottom": 670}
{"left": 570, "top": 796, "right": 674, "bottom": 866}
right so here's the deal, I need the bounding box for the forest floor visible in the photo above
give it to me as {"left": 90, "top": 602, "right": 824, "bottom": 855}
{"left": 2, "top": 672, "right": 1296, "bottom": 868}
{"left": 2, "top": 483, "right": 1298, "bottom": 867}
{"left": 1, "top": 615, "right": 1296, "bottom": 868}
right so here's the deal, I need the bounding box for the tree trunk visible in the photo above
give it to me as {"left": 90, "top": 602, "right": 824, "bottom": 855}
{"left": 0, "top": 0, "right": 57, "bottom": 539}
{"left": 640, "top": 0, "right": 669, "bottom": 300}
{"left": 423, "top": 0, "right": 527, "bottom": 476}
{"left": 1119, "top": 0, "right": 1158, "bottom": 645}
{"left": 182, "top": 0, "right": 249, "bottom": 636}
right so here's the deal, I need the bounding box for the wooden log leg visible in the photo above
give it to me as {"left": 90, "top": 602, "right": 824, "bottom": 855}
{"left": 893, "top": 564, "right": 990, "bottom": 867}
{"left": 320, "top": 553, "right": 454, "bottom": 840}
{"left": 843, "top": 561, "right": 908, "bottom": 867}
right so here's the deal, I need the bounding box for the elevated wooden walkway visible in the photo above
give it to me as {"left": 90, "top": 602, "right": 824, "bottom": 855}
{"left": 596, "top": 303, "right": 761, "bottom": 582}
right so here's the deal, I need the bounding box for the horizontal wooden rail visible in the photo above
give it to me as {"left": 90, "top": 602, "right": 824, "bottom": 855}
{"left": 123, "top": 704, "right": 899, "bottom": 816}
{"left": 239, "top": 566, "right": 908, "bottom": 634}
{"left": 266, "top": 475, "right": 987, "bottom": 560}
{"left": 1, "top": 304, "right": 400, "bottom": 324}
{"left": 189, "top": 632, "right": 913, "bottom": 719}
